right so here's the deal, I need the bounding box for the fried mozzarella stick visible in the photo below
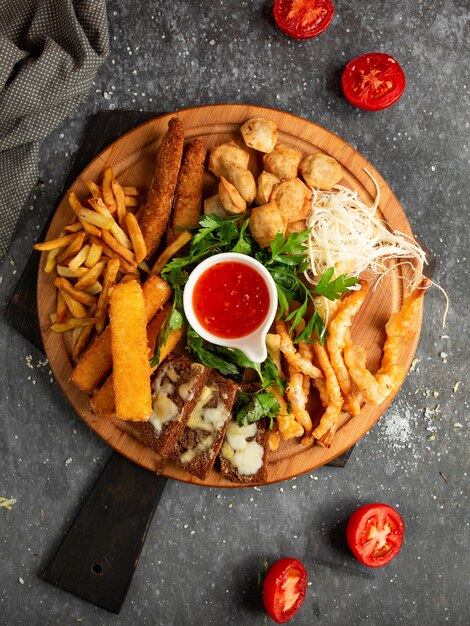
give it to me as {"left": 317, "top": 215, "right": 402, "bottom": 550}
{"left": 140, "top": 117, "right": 184, "bottom": 258}
{"left": 70, "top": 275, "right": 171, "bottom": 393}
{"left": 110, "top": 280, "right": 152, "bottom": 421}
{"left": 166, "top": 139, "right": 206, "bottom": 244}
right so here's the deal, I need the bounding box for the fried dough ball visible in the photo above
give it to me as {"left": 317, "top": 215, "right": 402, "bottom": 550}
{"left": 286, "top": 219, "right": 307, "bottom": 236}
{"left": 299, "top": 153, "right": 342, "bottom": 190}
{"left": 224, "top": 165, "right": 257, "bottom": 205}
{"left": 203, "top": 194, "right": 230, "bottom": 219}
{"left": 208, "top": 142, "right": 250, "bottom": 178}
{"left": 249, "top": 202, "right": 287, "bottom": 248}
{"left": 263, "top": 144, "right": 302, "bottom": 180}
{"left": 240, "top": 117, "right": 278, "bottom": 153}
{"left": 255, "top": 171, "right": 280, "bottom": 205}
{"left": 219, "top": 177, "right": 247, "bottom": 214}
{"left": 271, "top": 178, "right": 312, "bottom": 223}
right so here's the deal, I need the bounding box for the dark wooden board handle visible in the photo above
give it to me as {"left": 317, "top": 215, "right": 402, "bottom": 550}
{"left": 43, "top": 452, "right": 167, "bottom": 613}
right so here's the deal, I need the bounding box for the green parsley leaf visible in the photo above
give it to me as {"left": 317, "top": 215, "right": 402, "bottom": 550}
{"left": 186, "top": 329, "right": 239, "bottom": 376}
{"left": 236, "top": 391, "right": 279, "bottom": 429}
{"left": 313, "top": 267, "right": 358, "bottom": 300}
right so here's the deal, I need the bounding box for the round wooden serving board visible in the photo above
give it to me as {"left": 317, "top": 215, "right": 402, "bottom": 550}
{"left": 37, "top": 104, "right": 423, "bottom": 487}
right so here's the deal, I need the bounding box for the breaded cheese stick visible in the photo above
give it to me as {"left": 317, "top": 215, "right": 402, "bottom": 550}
{"left": 166, "top": 139, "right": 206, "bottom": 244}
{"left": 71, "top": 275, "right": 171, "bottom": 393}
{"left": 140, "top": 117, "right": 184, "bottom": 258}
{"left": 110, "top": 280, "right": 152, "bottom": 421}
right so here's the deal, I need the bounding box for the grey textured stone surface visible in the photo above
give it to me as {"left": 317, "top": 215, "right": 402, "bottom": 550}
{"left": 1, "top": 1, "right": 469, "bottom": 624}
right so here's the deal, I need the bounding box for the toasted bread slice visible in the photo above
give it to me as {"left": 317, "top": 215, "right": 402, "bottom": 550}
{"left": 134, "top": 355, "right": 210, "bottom": 457}
{"left": 172, "top": 371, "right": 238, "bottom": 480}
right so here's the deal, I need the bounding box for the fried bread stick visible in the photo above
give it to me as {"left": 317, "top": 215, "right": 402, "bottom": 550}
{"left": 70, "top": 275, "right": 171, "bottom": 393}
{"left": 140, "top": 117, "right": 184, "bottom": 258}
{"left": 110, "top": 280, "right": 152, "bottom": 421}
{"left": 166, "top": 139, "right": 206, "bottom": 244}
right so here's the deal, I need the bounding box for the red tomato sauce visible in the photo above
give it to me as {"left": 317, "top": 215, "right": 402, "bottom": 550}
{"left": 192, "top": 261, "right": 270, "bottom": 339}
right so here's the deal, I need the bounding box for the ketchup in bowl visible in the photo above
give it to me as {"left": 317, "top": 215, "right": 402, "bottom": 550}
{"left": 192, "top": 261, "right": 270, "bottom": 339}
{"left": 183, "top": 252, "right": 278, "bottom": 363}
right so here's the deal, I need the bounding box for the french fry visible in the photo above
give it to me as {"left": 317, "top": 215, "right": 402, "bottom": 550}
{"left": 33, "top": 233, "right": 78, "bottom": 252}
{"left": 69, "top": 193, "right": 102, "bottom": 236}
{"left": 54, "top": 277, "right": 97, "bottom": 307}
{"left": 56, "top": 232, "right": 86, "bottom": 265}
{"left": 89, "top": 235, "right": 137, "bottom": 274}
{"left": 112, "top": 179, "right": 127, "bottom": 226}
{"left": 125, "top": 212, "right": 147, "bottom": 263}
{"left": 60, "top": 291, "right": 87, "bottom": 318}
{"left": 138, "top": 260, "right": 151, "bottom": 273}
{"left": 102, "top": 167, "right": 116, "bottom": 213}
{"left": 100, "top": 230, "right": 137, "bottom": 266}
{"left": 109, "top": 280, "right": 152, "bottom": 421}
{"left": 95, "top": 258, "right": 120, "bottom": 333}
{"left": 85, "top": 281, "right": 103, "bottom": 295}
{"left": 90, "top": 376, "right": 115, "bottom": 418}
{"left": 110, "top": 221, "right": 132, "bottom": 250}
{"left": 56, "top": 291, "right": 68, "bottom": 324}
{"left": 124, "top": 196, "right": 138, "bottom": 207}
{"left": 63, "top": 221, "right": 84, "bottom": 233}
{"left": 86, "top": 181, "right": 102, "bottom": 199}
{"left": 78, "top": 208, "right": 114, "bottom": 230}
{"left": 75, "top": 261, "right": 105, "bottom": 291}
{"left": 51, "top": 318, "right": 95, "bottom": 332}
{"left": 85, "top": 243, "right": 103, "bottom": 267}
{"left": 88, "top": 197, "right": 113, "bottom": 218}
{"left": 56, "top": 265, "right": 88, "bottom": 279}
{"left": 45, "top": 247, "right": 61, "bottom": 273}
{"left": 150, "top": 230, "right": 192, "bottom": 275}
{"left": 71, "top": 323, "right": 95, "bottom": 362}
{"left": 68, "top": 244, "right": 91, "bottom": 271}
{"left": 123, "top": 186, "right": 139, "bottom": 196}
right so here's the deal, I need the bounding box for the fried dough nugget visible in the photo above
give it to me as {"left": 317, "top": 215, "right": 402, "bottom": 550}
{"left": 255, "top": 171, "right": 280, "bottom": 205}
{"left": 219, "top": 176, "right": 247, "bottom": 214}
{"left": 249, "top": 202, "right": 287, "bottom": 248}
{"left": 203, "top": 194, "right": 230, "bottom": 219}
{"left": 167, "top": 139, "right": 206, "bottom": 244}
{"left": 110, "top": 280, "right": 152, "bottom": 421}
{"left": 326, "top": 281, "right": 369, "bottom": 416}
{"left": 208, "top": 142, "right": 250, "bottom": 178}
{"left": 271, "top": 178, "right": 312, "bottom": 223}
{"left": 140, "top": 117, "right": 184, "bottom": 258}
{"left": 299, "top": 153, "right": 342, "bottom": 190}
{"left": 263, "top": 144, "right": 302, "bottom": 181}
{"left": 224, "top": 165, "right": 257, "bottom": 205}
{"left": 276, "top": 319, "right": 323, "bottom": 379}
{"left": 241, "top": 117, "right": 278, "bottom": 153}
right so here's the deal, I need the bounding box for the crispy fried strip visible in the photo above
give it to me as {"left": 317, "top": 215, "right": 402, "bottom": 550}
{"left": 56, "top": 291, "right": 68, "bottom": 324}
{"left": 124, "top": 196, "right": 138, "bottom": 207}
{"left": 110, "top": 280, "right": 152, "bottom": 421}
{"left": 140, "top": 117, "right": 184, "bottom": 258}
{"left": 74, "top": 261, "right": 105, "bottom": 291}
{"left": 95, "top": 258, "right": 120, "bottom": 333}
{"left": 326, "top": 281, "right": 369, "bottom": 416}
{"left": 123, "top": 186, "right": 139, "bottom": 197}
{"left": 286, "top": 363, "right": 312, "bottom": 432}
{"left": 166, "top": 139, "right": 206, "bottom": 244}
{"left": 89, "top": 235, "right": 137, "bottom": 274}
{"left": 310, "top": 343, "right": 343, "bottom": 443}
{"left": 266, "top": 333, "right": 285, "bottom": 379}
{"left": 71, "top": 324, "right": 95, "bottom": 362}
{"left": 276, "top": 319, "right": 323, "bottom": 379}
{"left": 268, "top": 424, "right": 281, "bottom": 452}
{"left": 378, "top": 279, "right": 430, "bottom": 374}
{"left": 69, "top": 193, "right": 101, "bottom": 236}
{"left": 71, "top": 275, "right": 171, "bottom": 393}
{"left": 51, "top": 318, "right": 95, "bottom": 332}
{"left": 271, "top": 386, "right": 304, "bottom": 440}
{"left": 150, "top": 230, "right": 192, "bottom": 275}
{"left": 112, "top": 179, "right": 127, "bottom": 226}
{"left": 63, "top": 221, "right": 84, "bottom": 233}
{"left": 56, "top": 232, "right": 86, "bottom": 265}
{"left": 86, "top": 181, "right": 102, "bottom": 199}
{"left": 60, "top": 291, "right": 87, "bottom": 318}
{"left": 344, "top": 344, "right": 404, "bottom": 405}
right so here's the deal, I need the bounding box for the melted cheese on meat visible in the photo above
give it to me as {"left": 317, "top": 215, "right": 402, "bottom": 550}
{"left": 222, "top": 421, "right": 264, "bottom": 476}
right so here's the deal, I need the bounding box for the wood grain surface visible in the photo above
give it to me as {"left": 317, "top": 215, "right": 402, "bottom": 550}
{"left": 36, "top": 104, "right": 424, "bottom": 487}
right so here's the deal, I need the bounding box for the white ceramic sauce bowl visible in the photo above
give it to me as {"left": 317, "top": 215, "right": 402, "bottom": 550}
{"left": 183, "top": 252, "right": 278, "bottom": 363}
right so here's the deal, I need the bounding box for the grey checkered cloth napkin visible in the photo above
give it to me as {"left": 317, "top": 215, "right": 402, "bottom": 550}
{"left": 0, "top": 0, "right": 109, "bottom": 258}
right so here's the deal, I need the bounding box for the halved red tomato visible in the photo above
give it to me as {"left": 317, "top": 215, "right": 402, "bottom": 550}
{"left": 262, "top": 558, "right": 307, "bottom": 623}
{"left": 342, "top": 52, "right": 406, "bottom": 111}
{"left": 273, "top": 0, "right": 334, "bottom": 40}
{"left": 346, "top": 503, "right": 405, "bottom": 568}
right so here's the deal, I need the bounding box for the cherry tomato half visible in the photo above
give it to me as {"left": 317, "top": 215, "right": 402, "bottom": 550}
{"left": 273, "top": 0, "right": 334, "bottom": 40}
{"left": 341, "top": 52, "right": 406, "bottom": 111}
{"left": 346, "top": 503, "right": 405, "bottom": 568}
{"left": 262, "top": 558, "right": 307, "bottom": 624}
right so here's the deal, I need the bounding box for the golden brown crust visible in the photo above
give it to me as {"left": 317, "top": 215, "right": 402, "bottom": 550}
{"left": 167, "top": 139, "right": 206, "bottom": 244}
{"left": 140, "top": 117, "right": 184, "bottom": 258}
